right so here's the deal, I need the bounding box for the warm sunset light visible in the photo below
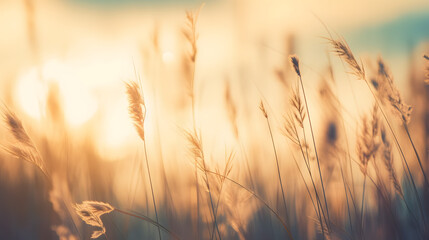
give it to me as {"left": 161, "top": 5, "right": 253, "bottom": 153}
{"left": 2, "top": 0, "right": 429, "bottom": 239}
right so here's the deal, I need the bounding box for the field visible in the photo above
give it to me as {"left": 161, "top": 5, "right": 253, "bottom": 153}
{"left": 1, "top": 0, "right": 429, "bottom": 239}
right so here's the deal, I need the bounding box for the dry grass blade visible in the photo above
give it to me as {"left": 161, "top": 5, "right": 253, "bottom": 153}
{"left": 2, "top": 107, "right": 48, "bottom": 177}
{"left": 74, "top": 201, "right": 114, "bottom": 239}
{"left": 125, "top": 80, "right": 146, "bottom": 141}
{"left": 328, "top": 37, "right": 365, "bottom": 80}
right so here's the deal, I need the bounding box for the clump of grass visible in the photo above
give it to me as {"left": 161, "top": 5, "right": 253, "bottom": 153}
{"left": 374, "top": 57, "right": 429, "bottom": 193}
{"left": 328, "top": 36, "right": 427, "bottom": 225}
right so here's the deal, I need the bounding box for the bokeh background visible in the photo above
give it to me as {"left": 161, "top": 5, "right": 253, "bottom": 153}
{"left": 1, "top": 0, "right": 429, "bottom": 239}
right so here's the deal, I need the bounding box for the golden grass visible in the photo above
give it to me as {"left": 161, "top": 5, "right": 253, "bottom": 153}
{"left": 1, "top": 107, "right": 48, "bottom": 177}
{"left": 4, "top": 4, "right": 429, "bottom": 240}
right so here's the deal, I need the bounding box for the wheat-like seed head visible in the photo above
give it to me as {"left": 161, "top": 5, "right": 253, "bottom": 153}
{"left": 4, "top": 109, "right": 33, "bottom": 147}
{"left": 380, "top": 126, "right": 403, "bottom": 197}
{"left": 281, "top": 113, "right": 300, "bottom": 146}
{"left": 182, "top": 4, "right": 204, "bottom": 63}
{"left": 290, "top": 84, "right": 306, "bottom": 128}
{"left": 75, "top": 201, "right": 114, "bottom": 239}
{"left": 2, "top": 107, "right": 48, "bottom": 177}
{"left": 125, "top": 80, "right": 146, "bottom": 141}
{"left": 259, "top": 101, "right": 268, "bottom": 119}
{"left": 289, "top": 55, "right": 301, "bottom": 77}
{"left": 184, "top": 129, "right": 205, "bottom": 172}
{"left": 328, "top": 37, "right": 365, "bottom": 80}
{"left": 357, "top": 105, "right": 380, "bottom": 175}
{"left": 376, "top": 57, "right": 412, "bottom": 124}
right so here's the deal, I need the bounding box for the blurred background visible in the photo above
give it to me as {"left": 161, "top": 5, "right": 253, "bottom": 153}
{"left": 1, "top": 0, "right": 429, "bottom": 239}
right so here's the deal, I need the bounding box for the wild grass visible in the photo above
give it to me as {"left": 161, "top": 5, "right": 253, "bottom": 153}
{"left": 125, "top": 79, "right": 162, "bottom": 240}
{"left": 3, "top": 3, "right": 429, "bottom": 240}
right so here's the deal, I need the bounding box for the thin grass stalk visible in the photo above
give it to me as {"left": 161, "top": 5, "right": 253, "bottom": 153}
{"left": 366, "top": 172, "right": 418, "bottom": 238}
{"left": 292, "top": 155, "right": 324, "bottom": 238}
{"left": 198, "top": 139, "right": 222, "bottom": 240}
{"left": 292, "top": 57, "right": 331, "bottom": 229}
{"left": 337, "top": 145, "right": 421, "bottom": 233}
{"left": 296, "top": 139, "right": 328, "bottom": 240}
{"left": 298, "top": 121, "right": 329, "bottom": 230}
{"left": 183, "top": 6, "right": 203, "bottom": 236}
{"left": 283, "top": 111, "right": 327, "bottom": 239}
{"left": 185, "top": 129, "right": 222, "bottom": 240}
{"left": 125, "top": 79, "right": 162, "bottom": 240}
{"left": 205, "top": 170, "right": 294, "bottom": 240}
{"left": 143, "top": 140, "right": 162, "bottom": 240}
{"left": 209, "top": 153, "right": 233, "bottom": 240}
{"left": 114, "top": 209, "right": 180, "bottom": 240}
{"left": 260, "top": 102, "right": 290, "bottom": 224}
{"left": 360, "top": 174, "right": 367, "bottom": 240}
{"left": 337, "top": 159, "right": 354, "bottom": 238}
{"left": 403, "top": 123, "right": 429, "bottom": 189}
{"left": 326, "top": 55, "right": 356, "bottom": 235}
{"left": 210, "top": 182, "right": 225, "bottom": 240}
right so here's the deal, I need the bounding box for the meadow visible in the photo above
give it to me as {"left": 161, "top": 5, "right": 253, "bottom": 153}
{"left": 1, "top": 1, "right": 429, "bottom": 240}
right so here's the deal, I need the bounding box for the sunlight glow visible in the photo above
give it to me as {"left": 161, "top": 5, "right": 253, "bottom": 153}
{"left": 16, "top": 59, "right": 99, "bottom": 127}
{"left": 162, "top": 51, "right": 174, "bottom": 63}
{"left": 97, "top": 96, "right": 135, "bottom": 160}
{"left": 16, "top": 68, "right": 47, "bottom": 119}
